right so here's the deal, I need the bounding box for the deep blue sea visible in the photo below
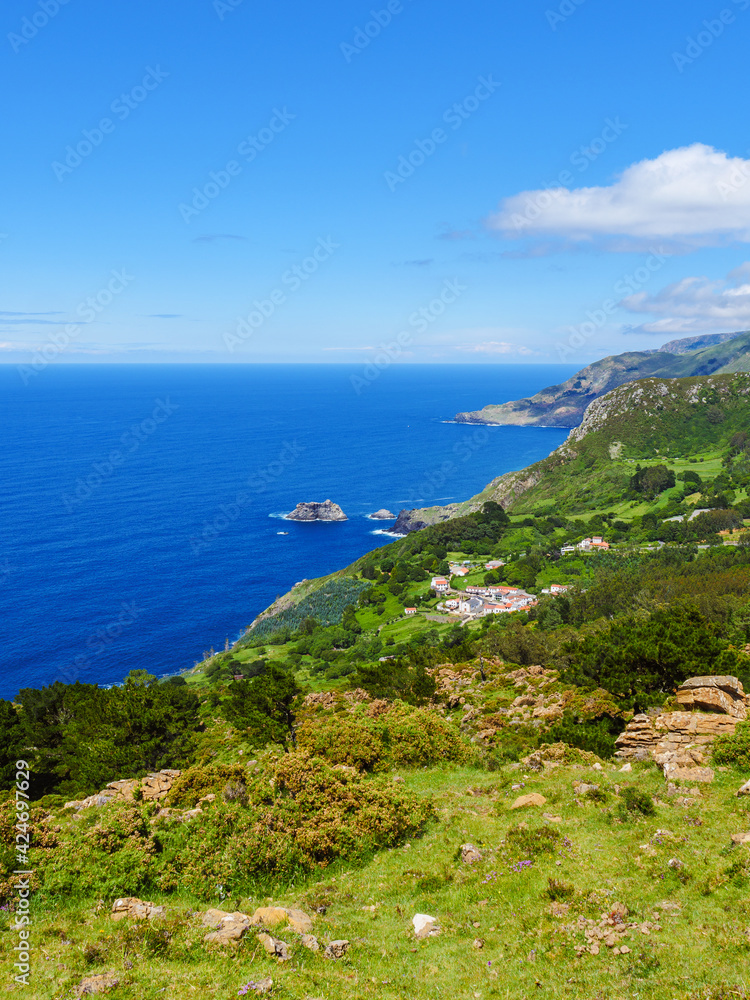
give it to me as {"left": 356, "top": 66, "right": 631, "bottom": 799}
{"left": 0, "top": 364, "right": 575, "bottom": 700}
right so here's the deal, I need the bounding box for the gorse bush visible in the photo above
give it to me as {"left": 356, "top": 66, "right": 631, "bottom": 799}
{"left": 33, "top": 753, "right": 433, "bottom": 900}
{"left": 296, "top": 703, "right": 475, "bottom": 772}
{"left": 711, "top": 720, "right": 750, "bottom": 769}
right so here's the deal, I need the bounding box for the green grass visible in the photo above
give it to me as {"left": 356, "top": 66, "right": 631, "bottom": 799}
{"left": 12, "top": 761, "right": 750, "bottom": 999}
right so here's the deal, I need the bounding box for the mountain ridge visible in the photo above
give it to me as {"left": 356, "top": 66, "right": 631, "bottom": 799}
{"left": 454, "top": 330, "right": 750, "bottom": 428}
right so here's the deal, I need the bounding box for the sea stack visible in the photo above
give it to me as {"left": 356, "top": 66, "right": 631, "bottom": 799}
{"left": 370, "top": 508, "right": 396, "bottom": 520}
{"left": 287, "top": 500, "right": 348, "bottom": 522}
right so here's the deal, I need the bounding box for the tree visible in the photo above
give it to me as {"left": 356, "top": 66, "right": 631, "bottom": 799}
{"left": 0, "top": 701, "right": 27, "bottom": 791}
{"left": 223, "top": 664, "right": 301, "bottom": 747}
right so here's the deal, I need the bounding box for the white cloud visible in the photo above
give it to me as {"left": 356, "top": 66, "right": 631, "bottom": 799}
{"left": 487, "top": 144, "right": 750, "bottom": 251}
{"left": 621, "top": 263, "right": 750, "bottom": 334}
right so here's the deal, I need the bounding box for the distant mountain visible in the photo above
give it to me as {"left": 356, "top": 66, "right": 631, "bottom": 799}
{"left": 658, "top": 332, "right": 741, "bottom": 355}
{"left": 455, "top": 330, "right": 750, "bottom": 428}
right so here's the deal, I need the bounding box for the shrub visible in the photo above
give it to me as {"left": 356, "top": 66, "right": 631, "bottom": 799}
{"left": 296, "top": 703, "right": 475, "bottom": 771}
{"left": 545, "top": 877, "right": 574, "bottom": 901}
{"left": 502, "top": 823, "right": 560, "bottom": 862}
{"left": 168, "top": 764, "right": 250, "bottom": 808}
{"left": 711, "top": 719, "right": 750, "bottom": 769}
{"left": 620, "top": 786, "right": 655, "bottom": 816}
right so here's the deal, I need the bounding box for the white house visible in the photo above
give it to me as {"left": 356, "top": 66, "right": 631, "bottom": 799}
{"left": 404, "top": 607, "right": 417, "bottom": 616}
{"left": 431, "top": 577, "right": 449, "bottom": 592}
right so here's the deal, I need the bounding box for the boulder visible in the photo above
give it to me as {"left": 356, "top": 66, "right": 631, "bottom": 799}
{"left": 736, "top": 779, "right": 750, "bottom": 797}
{"left": 257, "top": 933, "right": 291, "bottom": 960}
{"left": 460, "top": 843, "right": 483, "bottom": 864}
{"left": 111, "top": 897, "right": 165, "bottom": 922}
{"left": 731, "top": 832, "right": 750, "bottom": 845}
{"left": 301, "top": 934, "right": 320, "bottom": 952}
{"left": 323, "top": 939, "right": 350, "bottom": 959}
{"left": 676, "top": 676, "right": 746, "bottom": 719}
{"left": 249, "top": 905, "right": 313, "bottom": 934}
{"left": 76, "top": 973, "right": 119, "bottom": 996}
{"left": 203, "top": 912, "right": 251, "bottom": 945}
{"left": 287, "top": 500, "right": 347, "bottom": 522}
{"left": 511, "top": 793, "right": 547, "bottom": 809}
{"left": 370, "top": 509, "right": 396, "bottom": 519}
{"left": 413, "top": 913, "right": 440, "bottom": 939}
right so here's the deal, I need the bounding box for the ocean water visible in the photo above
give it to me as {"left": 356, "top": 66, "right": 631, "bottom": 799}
{"left": 0, "top": 364, "right": 575, "bottom": 699}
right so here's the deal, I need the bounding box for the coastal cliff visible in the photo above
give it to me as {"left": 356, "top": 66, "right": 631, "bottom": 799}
{"left": 455, "top": 330, "right": 750, "bottom": 428}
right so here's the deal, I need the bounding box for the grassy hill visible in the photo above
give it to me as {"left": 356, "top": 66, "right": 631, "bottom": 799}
{"left": 455, "top": 330, "right": 750, "bottom": 428}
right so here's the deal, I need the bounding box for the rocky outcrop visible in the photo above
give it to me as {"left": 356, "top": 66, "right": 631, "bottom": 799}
{"left": 391, "top": 509, "right": 429, "bottom": 534}
{"left": 615, "top": 694, "right": 743, "bottom": 780}
{"left": 111, "top": 897, "right": 166, "bottom": 922}
{"left": 675, "top": 676, "right": 746, "bottom": 719}
{"left": 65, "top": 770, "right": 181, "bottom": 811}
{"left": 370, "top": 508, "right": 396, "bottom": 519}
{"left": 287, "top": 500, "right": 347, "bottom": 521}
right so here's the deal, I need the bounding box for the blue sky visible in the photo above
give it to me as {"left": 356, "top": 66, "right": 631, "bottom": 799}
{"left": 2, "top": 0, "right": 750, "bottom": 366}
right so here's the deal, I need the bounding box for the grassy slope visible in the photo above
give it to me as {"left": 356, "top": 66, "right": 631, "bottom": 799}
{"left": 13, "top": 762, "right": 750, "bottom": 1000}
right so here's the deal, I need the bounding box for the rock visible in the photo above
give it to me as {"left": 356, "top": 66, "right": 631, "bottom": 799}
{"left": 76, "top": 973, "right": 119, "bottom": 996}
{"left": 370, "top": 509, "right": 396, "bottom": 519}
{"left": 737, "top": 779, "right": 750, "bottom": 796}
{"left": 111, "top": 897, "right": 165, "bottom": 922}
{"left": 201, "top": 908, "right": 230, "bottom": 928}
{"left": 301, "top": 934, "right": 320, "bottom": 952}
{"left": 286, "top": 500, "right": 347, "bottom": 522}
{"left": 617, "top": 709, "right": 739, "bottom": 775}
{"left": 249, "top": 905, "right": 312, "bottom": 934}
{"left": 472, "top": 938, "right": 485, "bottom": 949}
{"left": 460, "top": 843, "right": 483, "bottom": 864}
{"left": 619, "top": 763, "right": 632, "bottom": 773}
{"left": 257, "top": 933, "right": 291, "bottom": 960}
{"left": 204, "top": 912, "right": 251, "bottom": 945}
{"left": 238, "top": 979, "right": 273, "bottom": 995}
{"left": 413, "top": 913, "right": 440, "bottom": 939}
{"left": 510, "top": 793, "right": 546, "bottom": 809}
{"left": 391, "top": 509, "right": 427, "bottom": 535}
{"left": 731, "top": 832, "right": 750, "bottom": 845}
{"left": 574, "top": 782, "right": 599, "bottom": 796}
{"left": 676, "top": 676, "right": 746, "bottom": 719}
{"left": 542, "top": 812, "right": 562, "bottom": 823}
{"left": 663, "top": 763, "right": 714, "bottom": 784}
{"left": 323, "top": 939, "right": 350, "bottom": 959}
{"left": 592, "top": 763, "right": 603, "bottom": 771}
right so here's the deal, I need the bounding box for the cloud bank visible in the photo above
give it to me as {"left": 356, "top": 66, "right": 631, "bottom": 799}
{"left": 487, "top": 144, "right": 750, "bottom": 251}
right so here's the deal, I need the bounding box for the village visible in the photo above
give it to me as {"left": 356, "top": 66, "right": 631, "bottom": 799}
{"left": 400, "top": 537, "right": 610, "bottom": 622}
